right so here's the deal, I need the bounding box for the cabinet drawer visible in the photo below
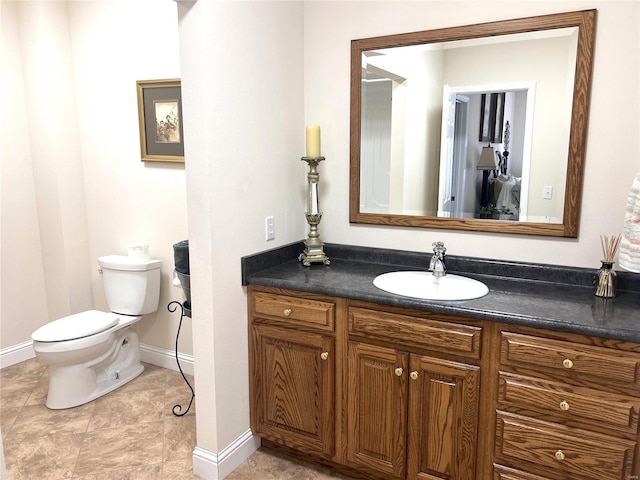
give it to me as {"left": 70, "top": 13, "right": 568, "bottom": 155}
{"left": 495, "top": 411, "right": 636, "bottom": 480}
{"left": 500, "top": 331, "right": 640, "bottom": 389}
{"left": 349, "top": 307, "right": 481, "bottom": 359}
{"left": 498, "top": 372, "right": 640, "bottom": 434}
{"left": 493, "top": 464, "right": 554, "bottom": 480}
{"left": 252, "top": 292, "right": 335, "bottom": 331}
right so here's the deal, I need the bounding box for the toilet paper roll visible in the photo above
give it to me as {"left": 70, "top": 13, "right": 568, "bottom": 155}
{"left": 128, "top": 243, "right": 150, "bottom": 261}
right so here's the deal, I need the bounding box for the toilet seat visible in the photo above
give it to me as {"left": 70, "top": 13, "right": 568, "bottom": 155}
{"left": 32, "top": 310, "right": 119, "bottom": 342}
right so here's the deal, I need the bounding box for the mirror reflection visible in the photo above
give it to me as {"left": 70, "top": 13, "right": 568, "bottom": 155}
{"left": 360, "top": 28, "right": 578, "bottom": 222}
{"left": 350, "top": 10, "right": 596, "bottom": 237}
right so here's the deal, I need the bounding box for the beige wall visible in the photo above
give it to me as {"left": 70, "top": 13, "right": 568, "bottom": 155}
{"left": 305, "top": 1, "right": 640, "bottom": 267}
{"left": 1, "top": 0, "right": 190, "bottom": 355}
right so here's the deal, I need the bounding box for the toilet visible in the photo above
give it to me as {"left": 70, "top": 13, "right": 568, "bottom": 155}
{"left": 32, "top": 255, "right": 162, "bottom": 409}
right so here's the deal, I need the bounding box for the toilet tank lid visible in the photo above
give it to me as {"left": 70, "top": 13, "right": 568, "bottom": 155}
{"left": 98, "top": 255, "right": 162, "bottom": 271}
{"left": 32, "top": 310, "right": 119, "bottom": 342}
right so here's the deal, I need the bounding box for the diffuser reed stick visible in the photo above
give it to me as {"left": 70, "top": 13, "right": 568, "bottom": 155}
{"left": 600, "top": 234, "right": 621, "bottom": 263}
{"left": 595, "top": 234, "right": 621, "bottom": 298}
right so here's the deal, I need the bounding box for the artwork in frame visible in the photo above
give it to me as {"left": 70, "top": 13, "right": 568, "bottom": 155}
{"left": 136, "top": 79, "right": 184, "bottom": 163}
{"left": 478, "top": 92, "right": 505, "bottom": 144}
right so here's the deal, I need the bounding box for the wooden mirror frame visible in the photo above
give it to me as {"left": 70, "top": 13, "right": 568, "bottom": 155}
{"left": 350, "top": 10, "right": 596, "bottom": 237}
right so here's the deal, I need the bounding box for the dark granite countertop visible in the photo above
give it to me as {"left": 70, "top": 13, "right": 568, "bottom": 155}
{"left": 242, "top": 242, "right": 640, "bottom": 343}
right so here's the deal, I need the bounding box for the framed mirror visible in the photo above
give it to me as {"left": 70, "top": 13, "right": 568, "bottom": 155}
{"left": 350, "top": 10, "right": 596, "bottom": 237}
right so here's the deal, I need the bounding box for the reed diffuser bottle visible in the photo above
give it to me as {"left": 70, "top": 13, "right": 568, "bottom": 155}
{"left": 595, "top": 234, "right": 621, "bottom": 298}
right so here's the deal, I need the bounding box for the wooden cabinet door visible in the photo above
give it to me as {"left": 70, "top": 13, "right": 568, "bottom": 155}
{"left": 407, "top": 355, "right": 480, "bottom": 480}
{"left": 346, "top": 342, "right": 408, "bottom": 479}
{"left": 251, "top": 324, "right": 334, "bottom": 457}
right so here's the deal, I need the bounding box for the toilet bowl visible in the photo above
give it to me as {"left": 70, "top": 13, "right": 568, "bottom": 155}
{"left": 32, "top": 255, "right": 161, "bottom": 409}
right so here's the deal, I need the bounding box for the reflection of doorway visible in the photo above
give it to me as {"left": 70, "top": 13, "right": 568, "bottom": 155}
{"left": 360, "top": 70, "right": 407, "bottom": 213}
{"left": 449, "top": 96, "right": 469, "bottom": 217}
{"left": 438, "top": 81, "right": 535, "bottom": 219}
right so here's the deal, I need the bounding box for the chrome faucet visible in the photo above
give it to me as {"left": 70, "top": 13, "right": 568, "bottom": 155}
{"left": 429, "top": 241, "right": 447, "bottom": 277}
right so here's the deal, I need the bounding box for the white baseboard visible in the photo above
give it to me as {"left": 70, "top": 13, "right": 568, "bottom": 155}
{"left": 139, "top": 343, "right": 194, "bottom": 376}
{"left": 0, "top": 341, "right": 35, "bottom": 369}
{"left": 0, "top": 340, "right": 193, "bottom": 377}
{"left": 193, "top": 429, "right": 260, "bottom": 479}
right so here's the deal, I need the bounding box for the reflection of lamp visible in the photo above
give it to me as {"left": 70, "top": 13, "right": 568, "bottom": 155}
{"left": 477, "top": 146, "right": 497, "bottom": 208}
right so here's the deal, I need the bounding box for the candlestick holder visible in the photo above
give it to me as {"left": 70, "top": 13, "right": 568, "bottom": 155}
{"left": 299, "top": 156, "right": 330, "bottom": 266}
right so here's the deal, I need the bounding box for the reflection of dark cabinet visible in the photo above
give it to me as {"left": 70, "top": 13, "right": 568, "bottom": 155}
{"left": 479, "top": 92, "right": 505, "bottom": 143}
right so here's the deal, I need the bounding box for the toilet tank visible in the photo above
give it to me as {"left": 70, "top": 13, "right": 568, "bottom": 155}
{"left": 98, "top": 255, "right": 162, "bottom": 315}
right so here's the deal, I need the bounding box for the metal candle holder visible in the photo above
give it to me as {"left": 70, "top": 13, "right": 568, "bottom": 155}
{"left": 299, "top": 156, "right": 330, "bottom": 266}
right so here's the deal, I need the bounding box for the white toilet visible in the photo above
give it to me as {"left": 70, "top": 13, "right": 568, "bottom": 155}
{"left": 32, "top": 255, "right": 162, "bottom": 409}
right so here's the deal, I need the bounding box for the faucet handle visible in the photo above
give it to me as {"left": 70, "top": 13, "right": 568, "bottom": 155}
{"left": 432, "top": 241, "right": 446, "bottom": 255}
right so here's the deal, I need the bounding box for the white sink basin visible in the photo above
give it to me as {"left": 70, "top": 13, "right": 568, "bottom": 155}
{"left": 373, "top": 271, "right": 489, "bottom": 301}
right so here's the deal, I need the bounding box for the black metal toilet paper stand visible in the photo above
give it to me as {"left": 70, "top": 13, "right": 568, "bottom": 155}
{"left": 168, "top": 301, "right": 195, "bottom": 417}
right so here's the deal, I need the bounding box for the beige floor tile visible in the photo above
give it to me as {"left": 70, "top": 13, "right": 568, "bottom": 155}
{"left": 165, "top": 385, "right": 196, "bottom": 418}
{"left": 8, "top": 402, "right": 94, "bottom": 440}
{"left": 0, "top": 405, "right": 20, "bottom": 433}
{"left": 74, "top": 421, "right": 164, "bottom": 476}
{"left": 1, "top": 359, "right": 359, "bottom": 480}
{"left": 3, "top": 431, "right": 84, "bottom": 480}
{"left": 163, "top": 414, "right": 197, "bottom": 462}
{"left": 87, "top": 387, "right": 165, "bottom": 431}
{"left": 25, "top": 373, "right": 50, "bottom": 405}
{"left": 0, "top": 358, "right": 47, "bottom": 383}
{"left": 163, "top": 459, "right": 203, "bottom": 479}
{"left": 224, "top": 460, "right": 253, "bottom": 479}
{"left": 71, "top": 463, "right": 162, "bottom": 479}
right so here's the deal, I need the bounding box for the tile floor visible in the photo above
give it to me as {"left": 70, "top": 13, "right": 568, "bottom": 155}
{"left": 1, "top": 358, "right": 352, "bottom": 480}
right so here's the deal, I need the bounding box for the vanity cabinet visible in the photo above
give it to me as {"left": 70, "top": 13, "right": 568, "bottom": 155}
{"left": 248, "top": 288, "right": 337, "bottom": 458}
{"left": 346, "top": 305, "right": 481, "bottom": 480}
{"left": 248, "top": 285, "right": 640, "bottom": 480}
{"left": 493, "top": 328, "right": 640, "bottom": 480}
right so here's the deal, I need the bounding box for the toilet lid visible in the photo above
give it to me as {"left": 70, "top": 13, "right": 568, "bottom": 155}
{"left": 32, "top": 310, "right": 119, "bottom": 342}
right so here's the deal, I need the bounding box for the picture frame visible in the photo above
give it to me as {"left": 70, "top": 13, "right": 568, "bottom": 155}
{"left": 478, "top": 92, "right": 505, "bottom": 144}
{"left": 136, "top": 79, "right": 184, "bottom": 163}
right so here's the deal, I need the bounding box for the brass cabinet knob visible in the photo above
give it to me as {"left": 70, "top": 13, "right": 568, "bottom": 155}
{"left": 560, "top": 400, "right": 570, "bottom": 411}
{"left": 410, "top": 371, "right": 419, "bottom": 380}
{"left": 554, "top": 450, "right": 565, "bottom": 461}
{"left": 283, "top": 308, "right": 292, "bottom": 317}
{"left": 562, "top": 358, "right": 574, "bottom": 369}
{"left": 394, "top": 367, "right": 404, "bottom": 377}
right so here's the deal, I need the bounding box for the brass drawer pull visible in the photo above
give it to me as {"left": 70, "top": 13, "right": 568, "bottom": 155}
{"left": 410, "top": 371, "right": 419, "bottom": 380}
{"left": 394, "top": 367, "right": 404, "bottom": 377}
{"left": 560, "top": 400, "right": 570, "bottom": 411}
{"left": 283, "top": 308, "right": 292, "bottom": 317}
{"left": 554, "top": 450, "right": 565, "bottom": 461}
{"left": 320, "top": 352, "right": 329, "bottom": 360}
{"left": 562, "top": 358, "right": 574, "bottom": 369}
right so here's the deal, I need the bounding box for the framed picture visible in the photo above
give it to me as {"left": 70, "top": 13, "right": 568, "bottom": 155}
{"left": 136, "top": 79, "right": 184, "bottom": 163}
{"left": 478, "top": 92, "right": 505, "bottom": 144}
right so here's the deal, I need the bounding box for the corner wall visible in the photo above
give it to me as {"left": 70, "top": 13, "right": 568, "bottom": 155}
{"left": 177, "top": 0, "right": 305, "bottom": 470}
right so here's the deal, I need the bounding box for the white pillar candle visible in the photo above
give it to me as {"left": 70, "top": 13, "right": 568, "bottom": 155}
{"left": 306, "top": 125, "right": 321, "bottom": 157}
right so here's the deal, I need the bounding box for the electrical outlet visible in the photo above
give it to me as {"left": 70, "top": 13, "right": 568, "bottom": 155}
{"left": 543, "top": 186, "right": 553, "bottom": 199}
{"left": 265, "top": 216, "right": 275, "bottom": 241}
